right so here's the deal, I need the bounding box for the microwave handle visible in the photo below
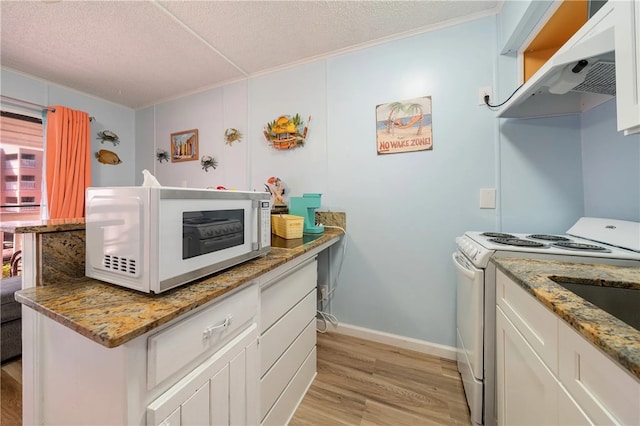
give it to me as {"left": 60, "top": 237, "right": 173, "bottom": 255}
{"left": 253, "top": 199, "right": 269, "bottom": 250}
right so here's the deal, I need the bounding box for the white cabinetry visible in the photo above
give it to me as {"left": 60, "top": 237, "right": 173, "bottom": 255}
{"left": 147, "top": 324, "right": 258, "bottom": 426}
{"left": 36, "top": 283, "right": 259, "bottom": 426}
{"left": 496, "top": 308, "right": 559, "bottom": 425}
{"left": 259, "top": 257, "right": 318, "bottom": 426}
{"left": 558, "top": 319, "right": 640, "bottom": 425}
{"left": 615, "top": 0, "right": 640, "bottom": 135}
{"left": 496, "top": 270, "right": 640, "bottom": 425}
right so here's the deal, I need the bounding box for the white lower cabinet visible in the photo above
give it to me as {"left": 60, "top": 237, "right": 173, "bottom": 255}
{"left": 28, "top": 251, "right": 326, "bottom": 426}
{"left": 496, "top": 270, "right": 640, "bottom": 426}
{"left": 496, "top": 307, "right": 558, "bottom": 425}
{"left": 259, "top": 257, "right": 318, "bottom": 425}
{"left": 35, "top": 283, "right": 259, "bottom": 426}
{"left": 558, "top": 319, "right": 640, "bottom": 425}
{"left": 147, "top": 324, "right": 258, "bottom": 426}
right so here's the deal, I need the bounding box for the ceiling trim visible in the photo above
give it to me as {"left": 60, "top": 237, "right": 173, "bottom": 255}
{"left": 151, "top": 1, "right": 249, "bottom": 78}
{"left": 247, "top": 7, "right": 500, "bottom": 80}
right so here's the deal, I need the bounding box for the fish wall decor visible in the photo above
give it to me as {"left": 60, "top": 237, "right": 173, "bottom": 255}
{"left": 96, "top": 149, "right": 122, "bottom": 165}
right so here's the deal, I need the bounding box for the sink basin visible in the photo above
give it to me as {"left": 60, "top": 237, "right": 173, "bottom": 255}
{"left": 550, "top": 277, "right": 640, "bottom": 332}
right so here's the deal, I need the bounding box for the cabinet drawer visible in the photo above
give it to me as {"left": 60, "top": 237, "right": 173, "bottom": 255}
{"left": 261, "top": 346, "right": 317, "bottom": 426}
{"left": 496, "top": 270, "right": 558, "bottom": 374}
{"left": 260, "top": 289, "right": 316, "bottom": 377}
{"left": 261, "top": 259, "right": 317, "bottom": 334}
{"left": 558, "top": 319, "right": 640, "bottom": 425}
{"left": 260, "top": 319, "right": 315, "bottom": 419}
{"left": 147, "top": 283, "right": 258, "bottom": 388}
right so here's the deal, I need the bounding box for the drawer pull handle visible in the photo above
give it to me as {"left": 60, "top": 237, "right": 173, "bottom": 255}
{"left": 202, "top": 315, "right": 232, "bottom": 340}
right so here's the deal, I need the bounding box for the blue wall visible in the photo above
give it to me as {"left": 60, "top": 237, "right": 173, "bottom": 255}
{"left": 580, "top": 99, "right": 640, "bottom": 221}
{"left": 324, "top": 18, "right": 497, "bottom": 345}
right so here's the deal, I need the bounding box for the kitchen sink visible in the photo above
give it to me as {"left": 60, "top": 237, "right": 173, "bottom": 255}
{"left": 550, "top": 277, "right": 640, "bottom": 332}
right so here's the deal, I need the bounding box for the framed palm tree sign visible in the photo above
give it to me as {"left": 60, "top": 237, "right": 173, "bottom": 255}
{"left": 171, "top": 129, "right": 199, "bottom": 162}
{"left": 375, "top": 96, "right": 432, "bottom": 155}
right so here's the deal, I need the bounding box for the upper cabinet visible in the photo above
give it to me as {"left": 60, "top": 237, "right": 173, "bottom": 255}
{"left": 498, "top": 0, "right": 640, "bottom": 136}
{"left": 614, "top": 0, "right": 640, "bottom": 135}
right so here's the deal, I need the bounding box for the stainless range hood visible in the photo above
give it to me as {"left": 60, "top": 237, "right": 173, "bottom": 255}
{"left": 498, "top": 2, "right": 616, "bottom": 119}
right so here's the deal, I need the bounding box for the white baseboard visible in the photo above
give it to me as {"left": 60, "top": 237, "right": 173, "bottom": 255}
{"left": 329, "top": 322, "right": 457, "bottom": 361}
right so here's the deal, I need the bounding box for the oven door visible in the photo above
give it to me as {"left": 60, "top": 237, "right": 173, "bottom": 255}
{"left": 453, "top": 250, "right": 484, "bottom": 425}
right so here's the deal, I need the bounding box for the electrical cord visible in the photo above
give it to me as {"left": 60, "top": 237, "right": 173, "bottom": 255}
{"left": 316, "top": 311, "right": 339, "bottom": 333}
{"left": 484, "top": 83, "right": 525, "bottom": 110}
{"left": 316, "top": 224, "right": 347, "bottom": 332}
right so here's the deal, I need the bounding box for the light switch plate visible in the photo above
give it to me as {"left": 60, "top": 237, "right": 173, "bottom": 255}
{"left": 480, "top": 188, "right": 496, "bottom": 209}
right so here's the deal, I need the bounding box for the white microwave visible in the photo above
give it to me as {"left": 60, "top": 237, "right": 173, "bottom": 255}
{"left": 85, "top": 186, "right": 271, "bottom": 293}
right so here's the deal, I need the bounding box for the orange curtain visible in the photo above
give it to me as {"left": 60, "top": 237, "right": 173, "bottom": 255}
{"left": 46, "top": 106, "right": 91, "bottom": 219}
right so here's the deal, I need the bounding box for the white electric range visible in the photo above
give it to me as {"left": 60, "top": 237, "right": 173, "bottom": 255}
{"left": 453, "top": 217, "right": 640, "bottom": 426}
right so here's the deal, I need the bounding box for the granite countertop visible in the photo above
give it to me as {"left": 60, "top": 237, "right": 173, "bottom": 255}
{"left": 492, "top": 254, "right": 640, "bottom": 381}
{"left": 1, "top": 218, "right": 85, "bottom": 234}
{"left": 15, "top": 228, "right": 343, "bottom": 348}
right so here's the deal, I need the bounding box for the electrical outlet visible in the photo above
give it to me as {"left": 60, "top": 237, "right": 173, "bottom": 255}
{"left": 320, "top": 285, "right": 329, "bottom": 301}
{"left": 478, "top": 86, "right": 492, "bottom": 106}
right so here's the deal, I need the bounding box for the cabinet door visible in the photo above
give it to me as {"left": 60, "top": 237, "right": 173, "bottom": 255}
{"left": 229, "top": 349, "right": 246, "bottom": 426}
{"left": 497, "top": 307, "right": 558, "bottom": 425}
{"left": 210, "top": 365, "right": 229, "bottom": 426}
{"left": 159, "top": 407, "right": 181, "bottom": 426}
{"left": 148, "top": 325, "right": 258, "bottom": 426}
{"left": 557, "top": 383, "right": 593, "bottom": 426}
{"left": 615, "top": 0, "right": 640, "bottom": 135}
{"left": 558, "top": 319, "right": 639, "bottom": 425}
{"left": 181, "top": 383, "right": 210, "bottom": 426}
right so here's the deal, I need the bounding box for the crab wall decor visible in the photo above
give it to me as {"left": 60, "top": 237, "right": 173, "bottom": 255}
{"left": 263, "top": 114, "right": 310, "bottom": 150}
{"left": 156, "top": 149, "right": 169, "bottom": 163}
{"left": 201, "top": 155, "right": 218, "bottom": 172}
{"left": 96, "top": 130, "right": 120, "bottom": 146}
{"left": 224, "top": 128, "right": 242, "bottom": 145}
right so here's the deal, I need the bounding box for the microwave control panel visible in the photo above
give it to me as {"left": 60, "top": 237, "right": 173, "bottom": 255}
{"left": 261, "top": 201, "right": 271, "bottom": 248}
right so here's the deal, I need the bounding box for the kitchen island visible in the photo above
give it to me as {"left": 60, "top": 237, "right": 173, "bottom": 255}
{"left": 492, "top": 254, "right": 640, "bottom": 425}
{"left": 14, "top": 221, "right": 344, "bottom": 426}
{"left": 15, "top": 228, "right": 343, "bottom": 348}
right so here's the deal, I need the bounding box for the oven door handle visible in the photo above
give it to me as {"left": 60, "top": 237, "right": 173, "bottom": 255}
{"left": 452, "top": 252, "right": 477, "bottom": 280}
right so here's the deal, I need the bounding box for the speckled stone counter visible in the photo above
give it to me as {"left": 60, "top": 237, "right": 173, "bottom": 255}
{"left": 492, "top": 255, "right": 640, "bottom": 380}
{"left": 15, "top": 228, "right": 343, "bottom": 348}
{"left": 3, "top": 218, "right": 87, "bottom": 285}
{"left": 1, "top": 218, "right": 85, "bottom": 234}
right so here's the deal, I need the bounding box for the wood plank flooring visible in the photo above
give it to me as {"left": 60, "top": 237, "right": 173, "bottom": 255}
{"left": 291, "top": 332, "right": 471, "bottom": 425}
{"left": 1, "top": 357, "right": 22, "bottom": 426}
{"left": 0, "top": 333, "right": 471, "bottom": 426}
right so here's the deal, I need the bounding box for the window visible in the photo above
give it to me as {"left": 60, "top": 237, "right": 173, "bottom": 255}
{"left": 21, "top": 153, "right": 36, "bottom": 168}
{"left": 1, "top": 111, "right": 43, "bottom": 276}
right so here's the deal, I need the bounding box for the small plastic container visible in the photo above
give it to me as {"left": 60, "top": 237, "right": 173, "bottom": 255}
{"left": 271, "top": 214, "right": 304, "bottom": 239}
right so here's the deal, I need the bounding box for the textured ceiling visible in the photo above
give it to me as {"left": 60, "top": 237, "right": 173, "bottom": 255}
{"left": 1, "top": 1, "right": 499, "bottom": 110}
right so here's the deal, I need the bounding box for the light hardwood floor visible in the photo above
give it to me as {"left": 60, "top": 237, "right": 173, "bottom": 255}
{"left": 1, "top": 357, "right": 22, "bottom": 426}
{"left": 0, "top": 333, "right": 470, "bottom": 426}
{"left": 291, "top": 332, "right": 471, "bottom": 425}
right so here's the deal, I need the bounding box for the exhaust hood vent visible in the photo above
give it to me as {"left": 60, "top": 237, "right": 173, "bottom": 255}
{"left": 498, "top": 2, "right": 616, "bottom": 119}
{"left": 571, "top": 61, "right": 615, "bottom": 95}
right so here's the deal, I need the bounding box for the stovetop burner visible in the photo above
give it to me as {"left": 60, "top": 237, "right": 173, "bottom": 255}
{"left": 528, "top": 234, "right": 571, "bottom": 242}
{"left": 481, "top": 232, "right": 515, "bottom": 238}
{"left": 552, "top": 242, "right": 611, "bottom": 252}
{"left": 488, "top": 238, "right": 547, "bottom": 248}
